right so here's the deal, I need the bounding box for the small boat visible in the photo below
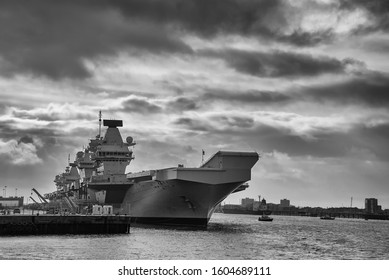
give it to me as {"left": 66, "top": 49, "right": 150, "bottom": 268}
{"left": 320, "top": 215, "right": 335, "bottom": 220}
{"left": 258, "top": 215, "right": 273, "bottom": 222}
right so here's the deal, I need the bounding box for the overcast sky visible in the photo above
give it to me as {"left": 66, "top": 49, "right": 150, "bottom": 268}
{"left": 1, "top": 0, "right": 389, "bottom": 209}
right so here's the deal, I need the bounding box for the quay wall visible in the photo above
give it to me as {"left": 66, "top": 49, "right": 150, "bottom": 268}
{"left": 0, "top": 215, "right": 130, "bottom": 235}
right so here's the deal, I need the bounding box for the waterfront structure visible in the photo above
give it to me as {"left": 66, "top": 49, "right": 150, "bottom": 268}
{"left": 253, "top": 200, "right": 260, "bottom": 211}
{"left": 223, "top": 196, "right": 388, "bottom": 220}
{"left": 365, "top": 198, "right": 379, "bottom": 214}
{"left": 44, "top": 115, "right": 259, "bottom": 227}
{"left": 223, "top": 196, "right": 271, "bottom": 215}
{"left": 280, "top": 199, "right": 290, "bottom": 208}
{"left": 0, "top": 215, "right": 130, "bottom": 235}
{"left": 241, "top": 197, "right": 255, "bottom": 209}
{"left": 0, "top": 196, "right": 24, "bottom": 208}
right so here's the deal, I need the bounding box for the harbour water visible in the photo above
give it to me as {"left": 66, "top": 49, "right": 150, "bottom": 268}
{"left": 0, "top": 213, "right": 388, "bottom": 260}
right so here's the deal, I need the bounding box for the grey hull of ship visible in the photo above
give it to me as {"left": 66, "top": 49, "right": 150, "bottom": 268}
{"left": 127, "top": 180, "right": 243, "bottom": 227}
{"left": 88, "top": 180, "right": 244, "bottom": 227}
{"left": 88, "top": 151, "right": 259, "bottom": 227}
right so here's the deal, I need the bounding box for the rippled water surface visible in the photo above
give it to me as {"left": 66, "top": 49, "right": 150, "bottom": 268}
{"left": 1, "top": 214, "right": 388, "bottom": 259}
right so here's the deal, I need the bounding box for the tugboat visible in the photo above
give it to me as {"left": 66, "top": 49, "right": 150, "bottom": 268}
{"left": 257, "top": 197, "right": 273, "bottom": 221}
{"left": 258, "top": 215, "right": 273, "bottom": 222}
{"left": 320, "top": 215, "right": 335, "bottom": 220}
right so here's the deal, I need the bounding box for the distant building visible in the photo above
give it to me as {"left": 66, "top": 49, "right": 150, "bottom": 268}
{"left": 0, "top": 196, "right": 24, "bottom": 208}
{"left": 365, "top": 198, "right": 378, "bottom": 214}
{"left": 280, "top": 199, "right": 290, "bottom": 208}
{"left": 253, "top": 201, "right": 261, "bottom": 211}
{"left": 241, "top": 197, "right": 254, "bottom": 210}
{"left": 223, "top": 204, "right": 242, "bottom": 210}
{"left": 266, "top": 203, "right": 279, "bottom": 211}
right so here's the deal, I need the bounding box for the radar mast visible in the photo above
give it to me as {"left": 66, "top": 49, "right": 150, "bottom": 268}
{"left": 98, "top": 110, "right": 102, "bottom": 139}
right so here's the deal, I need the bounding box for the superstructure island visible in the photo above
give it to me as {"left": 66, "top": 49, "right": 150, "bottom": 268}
{"left": 45, "top": 114, "right": 259, "bottom": 227}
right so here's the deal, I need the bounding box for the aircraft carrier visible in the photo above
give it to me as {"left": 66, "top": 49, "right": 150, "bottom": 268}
{"left": 44, "top": 113, "right": 259, "bottom": 227}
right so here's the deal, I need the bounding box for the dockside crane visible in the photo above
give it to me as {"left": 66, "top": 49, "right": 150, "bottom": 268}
{"left": 29, "top": 196, "right": 39, "bottom": 204}
{"left": 31, "top": 188, "right": 48, "bottom": 204}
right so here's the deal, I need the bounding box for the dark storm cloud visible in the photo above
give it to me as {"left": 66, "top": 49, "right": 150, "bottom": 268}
{"left": 10, "top": 108, "right": 96, "bottom": 122}
{"left": 18, "top": 135, "right": 34, "bottom": 145}
{"left": 173, "top": 115, "right": 341, "bottom": 157}
{"left": 110, "top": 0, "right": 283, "bottom": 36}
{"left": 294, "top": 122, "right": 389, "bottom": 161}
{"left": 300, "top": 72, "right": 389, "bottom": 108}
{"left": 0, "top": 113, "right": 100, "bottom": 167}
{"left": 121, "top": 96, "right": 198, "bottom": 114}
{"left": 0, "top": 110, "right": 95, "bottom": 142}
{"left": 249, "top": 124, "right": 350, "bottom": 158}
{"left": 0, "top": 0, "right": 192, "bottom": 80}
{"left": 121, "top": 98, "right": 162, "bottom": 114}
{"left": 341, "top": 0, "right": 389, "bottom": 16}
{"left": 173, "top": 118, "right": 211, "bottom": 132}
{"left": 200, "top": 48, "right": 358, "bottom": 78}
{"left": 202, "top": 89, "right": 291, "bottom": 104}
{"left": 351, "top": 123, "right": 389, "bottom": 160}
{"left": 166, "top": 97, "right": 199, "bottom": 112}
{"left": 0, "top": 0, "right": 341, "bottom": 80}
{"left": 173, "top": 112, "right": 389, "bottom": 161}
{"left": 0, "top": 120, "right": 59, "bottom": 141}
{"left": 112, "top": 0, "right": 333, "bottom": 46}
{"left": 340, "top": 0, "right": 389, "bottom": 33}
{"left": 174, "top": 114, "right": 255, "bottom": 134}
{"left": 0, "top": 120, "right": 58, "bottom": 164}
{"left": 362, "top": 37, "right": 389, "bottom": 53}
{"left": 200, "top": 69, "right": 389, "bottom": 108}
{"left": 264, "top": 122, "right": 389, "bottom": 161}
{"left": 214, "top": 116, "right": 255, "bottom": 128}
{"left": 278, "top": 29, "right": 335, "bottom": 47}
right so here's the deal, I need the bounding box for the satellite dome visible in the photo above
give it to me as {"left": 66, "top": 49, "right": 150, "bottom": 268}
{"left": 126, "top": 136, "right": 133, "bottom": 144}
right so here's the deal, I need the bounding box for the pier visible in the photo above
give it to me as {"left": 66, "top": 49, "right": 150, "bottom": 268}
{"left": 0, "top": 214, "right": 131, "bottom": 235}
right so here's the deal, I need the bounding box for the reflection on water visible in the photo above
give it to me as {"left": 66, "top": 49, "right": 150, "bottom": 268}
{"left": 0, "top": 213, "right": 388, "bottom": 259}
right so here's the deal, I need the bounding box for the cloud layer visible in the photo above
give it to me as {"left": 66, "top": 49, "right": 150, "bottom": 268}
{"left": 1, "top": 0, "right": 389, "bottom": 208}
